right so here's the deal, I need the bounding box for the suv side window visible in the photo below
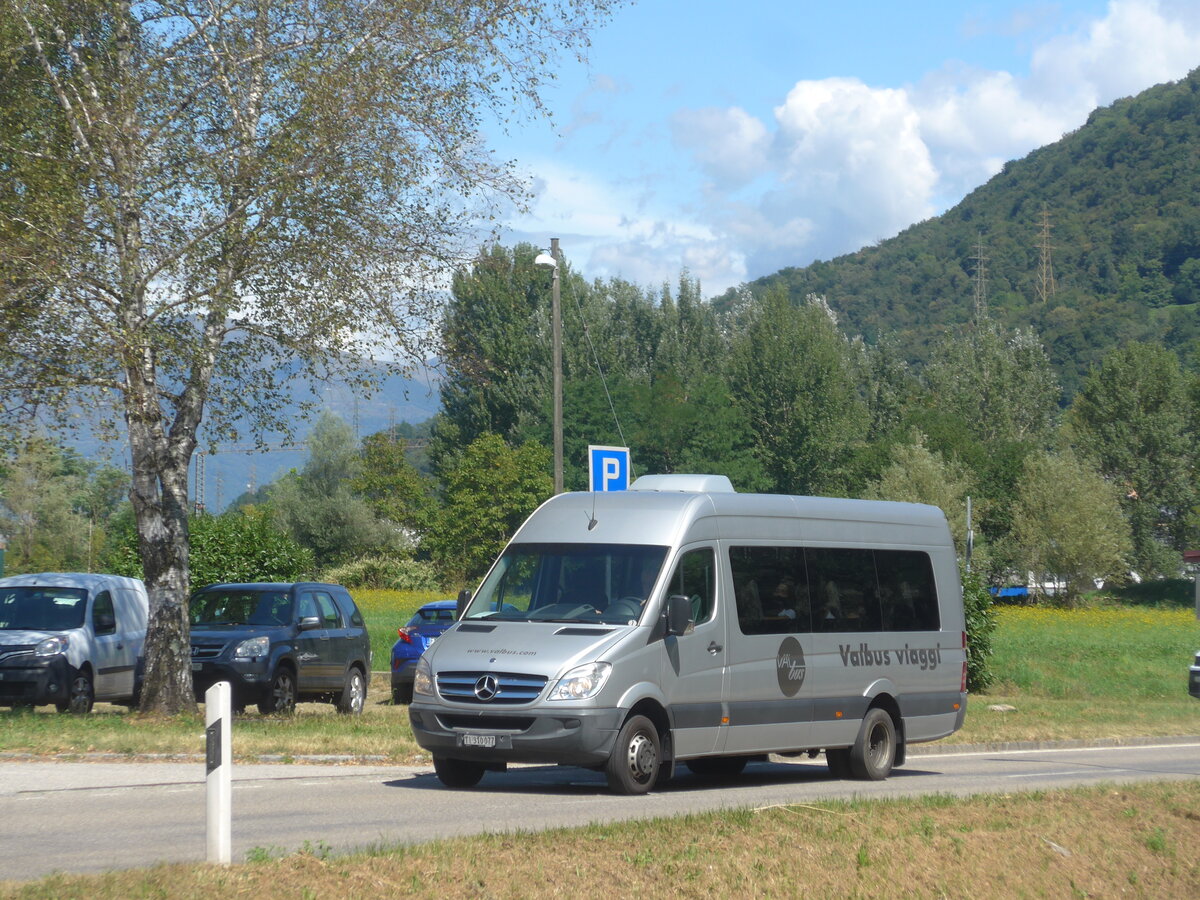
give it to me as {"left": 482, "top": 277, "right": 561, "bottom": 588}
{"left": 297, "top": 592, "right": 319, "bottom": 622}
{"left": 314, "top": 591, "right": 341, "bottom": 628}
{"left": 332, "top": 590, "right": 365, "bottom": 627}
{"left": 92, "top": 591, "right": 117, "bottom": 636}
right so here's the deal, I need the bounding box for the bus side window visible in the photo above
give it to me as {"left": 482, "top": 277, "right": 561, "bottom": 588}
{"left": 875, "top": 550, "right": 939, "bottom": 631}
{"left": 728, "top": 546, "right": 809, "bottom": 635}
{"left": 806, "top": 548, "right": 880, "bottom": 632}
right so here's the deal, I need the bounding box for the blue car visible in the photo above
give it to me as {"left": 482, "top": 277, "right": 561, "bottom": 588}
{"left": 391, "top": 599, "right": 457, "bottom": 704}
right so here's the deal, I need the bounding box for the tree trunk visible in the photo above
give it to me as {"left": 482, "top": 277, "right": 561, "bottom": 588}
{"left": 132, "top": 443, "right": 198, "bottom": 715}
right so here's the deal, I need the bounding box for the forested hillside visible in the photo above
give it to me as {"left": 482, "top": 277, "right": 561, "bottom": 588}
{"left": 726, "top": 67, "right": 1200, "bottom": 395}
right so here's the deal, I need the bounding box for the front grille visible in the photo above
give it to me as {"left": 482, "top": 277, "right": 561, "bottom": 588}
{"left": 189, "top": 640, "right": 228, "bottom": 661}
{"left": 0, "top": 645, "right": 35, "bottom": 664}
{"left": 436, "top": 671, "right": 548, "bottom": 705}
{"left": 437, "top": 714, "right": 536, "bottom": 732}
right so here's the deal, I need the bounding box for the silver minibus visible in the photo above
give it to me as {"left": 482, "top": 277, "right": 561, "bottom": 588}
{"left": 409, "top": 474, "right": 967, "bottom": 793}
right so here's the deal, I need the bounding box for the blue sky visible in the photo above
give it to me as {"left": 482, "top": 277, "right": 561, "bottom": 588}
{"left": 493, "top": 0, "right": 1200, "bottom": 297}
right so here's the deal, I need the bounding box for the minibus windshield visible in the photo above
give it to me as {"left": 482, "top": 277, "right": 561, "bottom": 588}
{"left": 465, "top": 542, "right": 669, "bottom": 626}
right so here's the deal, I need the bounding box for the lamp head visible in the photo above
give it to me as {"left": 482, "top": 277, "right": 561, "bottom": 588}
{"left": 534, "top": 251, "right": 557, "bottom": 269}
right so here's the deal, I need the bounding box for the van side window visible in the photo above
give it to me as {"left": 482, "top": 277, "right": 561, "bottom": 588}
{"left": 729, "top": 546, "right": 811, "bottom": 635}
{"left": 314, "top": 592, "right": 342, "bottom": 628}
{"left": 666, "top": 548, "right": 716, "bottom": 624}
{"left": 92, "top": 591, "right": 117, "bottom": 636}
{"left": 875, "top": 550, "right": 940, "bottom": 631}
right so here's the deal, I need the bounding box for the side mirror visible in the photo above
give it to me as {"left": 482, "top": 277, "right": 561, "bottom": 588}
{"left": 298, "top": 616, "right": 321, "bottom": 631}
{"left": 665, "top": 594, "right": 694, "bottom": 637}
{"left": 456, "top": 589, "right": 472, "bottom": 621}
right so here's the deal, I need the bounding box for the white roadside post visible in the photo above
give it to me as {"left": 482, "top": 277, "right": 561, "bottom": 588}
{"left": 205, "top": 681, "right": 232, "bottom": 864}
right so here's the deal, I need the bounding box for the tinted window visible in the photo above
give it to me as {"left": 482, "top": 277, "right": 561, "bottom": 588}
{"left": 314, "top": 592, "right": 341, "bottom": 628}
{"left": 298, "top": 592, "right": 319, "bottom": 621}
{"left": 806, "top": 548, "right": 881, "bottom": 632}
{"left": 729, "top": 546, "right": 811, "bottom": 635}
{"left": 191, "top": 589, "right": 292, "bottom": 626}
{"left": 875, "top": 550, "right": 940, "bottom": 631}
{"left": 92, "top": 591, "right": 116, "bottom": 635}
{"left": 725, "top": 546, "right": 939, "bottom": 634}
{"left": 665, "top": 548, "right": 717, "bottom": 624}
{"left": 333, "top": 591, "right": 364, "bottom": 626}
{"left": 408, "top": 607, "right": 456, "bottom": 627}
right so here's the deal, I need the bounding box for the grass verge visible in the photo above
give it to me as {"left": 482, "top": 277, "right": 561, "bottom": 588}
{"left": 2, "top": 601, "right": 1198, "bottom": 760}
{"left": 3, "top": 781, "right": 1199, "bottom": 898}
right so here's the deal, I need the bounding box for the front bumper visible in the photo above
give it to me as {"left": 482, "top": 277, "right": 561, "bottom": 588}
{"left": 409, "top": 701, "right": 625, "bottom": 767}
{"left": 391, "top": 658, "right": 418, "bottom": 692}
{"left": 191, "top": 658, "right": 272, "bottom": 704}
{"left": 0, "top": 655, "right": 72, "bottom": 706}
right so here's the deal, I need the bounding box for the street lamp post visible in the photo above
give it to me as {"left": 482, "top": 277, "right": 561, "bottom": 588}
{"left": 534, "top": 239, "right": 564, "bottom": 494}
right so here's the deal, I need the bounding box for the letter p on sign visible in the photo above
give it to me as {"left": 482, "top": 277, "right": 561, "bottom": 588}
{"left": 589, "top": 445, "right": 631, "bottom": 492}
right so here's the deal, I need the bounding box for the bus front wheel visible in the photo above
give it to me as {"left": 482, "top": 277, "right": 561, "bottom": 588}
{"left": 606, "top": 715, "right": 661, "bottom": 794}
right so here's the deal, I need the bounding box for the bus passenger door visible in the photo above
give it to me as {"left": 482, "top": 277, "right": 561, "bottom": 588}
{"left": 661, "top": 545, "right": 727, "bottom": 758}
{"left": 723, "top": 545, "right": 814, "bottom": 754}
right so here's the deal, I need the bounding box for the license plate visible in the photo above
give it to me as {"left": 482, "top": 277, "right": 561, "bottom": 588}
{"left": 191, "top": 662, "right": 201, "bottom": 671}
{"left": 457, "top": 733, "right": 511, "bottom": 749}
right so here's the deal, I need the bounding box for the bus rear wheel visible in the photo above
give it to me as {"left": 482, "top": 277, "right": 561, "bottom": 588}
{"left": 850, "top": 708, "right": 896, "bottom": 780}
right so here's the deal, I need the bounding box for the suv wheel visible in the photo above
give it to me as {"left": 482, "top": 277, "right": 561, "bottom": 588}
{"left": 335, "top": 667, "right": 366, "bottom": 715}
{"left": 258, "top": 668, "right": 297, "bottom": 716}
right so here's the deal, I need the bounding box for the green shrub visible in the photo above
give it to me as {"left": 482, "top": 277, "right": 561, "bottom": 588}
{"left": 106, "top": 506, "right": 315, "bottom": 586}
{"left": 321, "top": 555, "right": 441, "bottom": 591}
{"left": 961, "top": 565, "right": 997, "bottom": 692}
{"left": 1103, "top": 577, "right": 1193, "bottom": 608}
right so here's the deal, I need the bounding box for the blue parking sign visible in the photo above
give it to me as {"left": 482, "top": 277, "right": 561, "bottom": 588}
{"left": 588, "top": 445, "right": 631, "bottom": 492}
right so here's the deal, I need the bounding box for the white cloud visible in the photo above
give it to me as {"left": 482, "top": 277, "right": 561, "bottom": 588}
{"left": 508, "top": 160, "right": 746, "bottom": 295}
{"left": 771, "top": 78, "right": 938, "bottom": 243}
{"left": 669, "top": 106, "right": 770, "bottom": 188}
{"left": 511, "top": 0, "right": 1200, "bottom": 297}
{"left": 666, "top": 0, "right": 1200, "bottom": 286}
{"left": 1029, "top": 0, "right": 1200, "bottom": 108}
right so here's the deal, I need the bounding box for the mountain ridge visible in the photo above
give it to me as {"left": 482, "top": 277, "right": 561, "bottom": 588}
{"left": 722, "top": 66, "right": 1200, "bottom": 394}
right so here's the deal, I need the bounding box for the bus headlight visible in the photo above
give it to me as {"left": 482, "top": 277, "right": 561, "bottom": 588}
{"left": 413, "top": 656, "right": 434, "bottom": 697}
{"left": 548, "top": 662, "right": 612, "bottom": 701}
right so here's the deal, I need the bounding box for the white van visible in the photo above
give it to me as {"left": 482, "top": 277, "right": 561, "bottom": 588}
{"left": 0, "top": 573, "right": 149, "bottom": 713}
{"left": 410, "top": 474, "right": 968, "bottom": 793}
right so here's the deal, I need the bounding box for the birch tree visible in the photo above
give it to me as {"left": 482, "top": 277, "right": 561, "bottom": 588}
{"left": 0, "top": 0, "right": 619, "bottom": 713}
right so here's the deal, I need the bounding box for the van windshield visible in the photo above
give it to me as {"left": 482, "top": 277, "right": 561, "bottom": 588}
{"left": 0, "top": 587, "right": 88, "bottom": 631}
{"left": 190, "top": 589, "right": 293, "bottom": 626}
{"left": 465, "top": 542, "right": 669, "bottom": 625}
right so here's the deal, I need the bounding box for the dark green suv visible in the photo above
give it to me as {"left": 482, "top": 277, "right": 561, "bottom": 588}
{"left": 189, "top": 582, "right": 371, "bottom": 715}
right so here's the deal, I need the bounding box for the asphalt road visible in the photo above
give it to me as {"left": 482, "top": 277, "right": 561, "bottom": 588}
{"left": 3, "top": 739, "right": 1199, "bottom": 883}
